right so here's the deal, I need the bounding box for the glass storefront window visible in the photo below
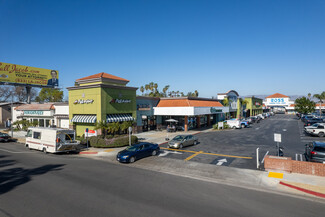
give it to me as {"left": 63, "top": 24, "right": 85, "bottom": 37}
{"left": 46, "top": 120, "right": 50, "bottom": 127}
{"left": 39, "top": 119, "right": 45, "bottom": 127}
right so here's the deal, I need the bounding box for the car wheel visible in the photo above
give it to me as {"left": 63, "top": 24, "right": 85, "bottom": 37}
{"left": 129, "top": 156, "right": 135, "bottom": 163}
{"left": 194, "top": 141, "right": 198, "bottom": 145}
{"left": 179, "top": 144, "right": 183, "bottom": 149}
{"left": 241, "top": 124, "right": 245, "bottom": 128}
{"left": 232, "top": 126, "right": 236, "bottom": 129}
{"left": 318, "top": 132, "right": 325, "bottom": 137}
{"left": 152, "top": 150, "right": 157, "bottom": 156}
{"left": 43, "top": 148, "right": 47, "bottom": 154}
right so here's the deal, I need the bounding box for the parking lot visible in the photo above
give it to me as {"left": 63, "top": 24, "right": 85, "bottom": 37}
{"left": 158, "top": 114, "right": 325, "bottom": 169}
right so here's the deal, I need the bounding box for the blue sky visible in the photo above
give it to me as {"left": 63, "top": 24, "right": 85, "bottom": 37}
{"left": 1, "top": 0, "right": 325, "bottom": 98}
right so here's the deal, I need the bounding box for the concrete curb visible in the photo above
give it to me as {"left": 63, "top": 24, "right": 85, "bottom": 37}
{"left": 280, "top": 181, "right": 325, "bottom": 198}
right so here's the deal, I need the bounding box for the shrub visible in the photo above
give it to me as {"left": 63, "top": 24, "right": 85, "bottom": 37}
{"left": 89, "top": 135, "right": 138, "bottom": 148}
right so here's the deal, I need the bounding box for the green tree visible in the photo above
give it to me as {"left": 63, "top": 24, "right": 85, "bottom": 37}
{"left": 295, "top": 97, "right": 316, "bottom": 114}
{"left": 313, "top": 91, "right": 325, "bottom": 116}
{"left": 94, "top": 120, "right": 109, "bottom": 138}
{"left": 35, "top": 88, "right": 63, "bottom": 102}
{"left": 140, "top": 86, "right": 144, "bottom": 95}
{"left": 108, "top": 122, "right": 120, "bottom": 135}
{"left": 120, "top": 121, "right": 133, "bottom": 134}
{"left": 222, "top": 98, "right": 229, "bottom": 106}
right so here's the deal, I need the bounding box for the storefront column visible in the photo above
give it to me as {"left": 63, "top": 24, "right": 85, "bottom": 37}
{"left": 196, "top": 116, "right": 200, "bottom": 129}
{"left": 184, "top": 116, "right": 188, "bottom": 132}
{"left": 207, "top": 115, "right": 211, "bottom": 126}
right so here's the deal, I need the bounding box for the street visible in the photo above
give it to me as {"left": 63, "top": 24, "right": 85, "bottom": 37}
{"left": 159, "top": 114, "right": 324, "bottom": 169}
{"left": 1, "top": 142, "right": 325, "bottom": 217}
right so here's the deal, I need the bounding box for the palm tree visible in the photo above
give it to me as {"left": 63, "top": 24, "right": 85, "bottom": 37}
{"left": 194, "top": 90, "right": 199, "bottom": 97}
{"left": 308, "top": 93, "right": 311, "bottom": 99}
{"left": 153, "top": 83, "right": 158, "bottom": 92}
{"left": 162, "top": 85, "right": 170, "bottom": 97}
{"left": 94, "top": 120, "right": 109, "bottom": 137}
{"left": 140, "top": 86, "right": 144, "bottom": 95}
{"left": 108, "top": 122, "right": 120, "bottom": 135}
{"left": 145, "top": 84, "right": 149, "bottom": 95}
{"left": 313, "top": 91, "right": 325, "bottom": 116}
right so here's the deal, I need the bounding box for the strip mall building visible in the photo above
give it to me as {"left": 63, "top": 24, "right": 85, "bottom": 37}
{"left": 153, "top": 97, "right": 228, "bottom": 131}
{"left": 67, "top": 73, "right": 137, "bottom": 136}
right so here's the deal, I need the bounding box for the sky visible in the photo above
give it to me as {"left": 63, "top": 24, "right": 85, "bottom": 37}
{"left": 1, "top": 0, "right": 325, "bottom": 99}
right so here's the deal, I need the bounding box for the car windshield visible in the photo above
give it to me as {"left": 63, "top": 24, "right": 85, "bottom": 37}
{"left": 172, "top": 135, "right": 185, "bottom": 141}
{"left": 126, "top": 146, "right": 138, "bottom": 152}
{"left": 312, "top": 124, "right": 319, "bottom": 127}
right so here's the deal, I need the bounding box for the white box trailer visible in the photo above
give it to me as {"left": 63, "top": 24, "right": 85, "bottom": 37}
{"left": 25, "top": 127, "right": 79, "bottom": 153}
{"left": 226, "top": 120, "right": 241, "bottom": 129}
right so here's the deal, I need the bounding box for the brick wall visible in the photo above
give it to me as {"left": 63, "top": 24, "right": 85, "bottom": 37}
{"left": 264, "top": 155, "right": 325, "bottom": 177}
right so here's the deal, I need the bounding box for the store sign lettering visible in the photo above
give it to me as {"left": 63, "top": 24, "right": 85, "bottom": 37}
{"left": 210, "top": 107, "right": 222, "bottom": 113}
{"left": 269, "top": 98, "right": 285, "bottom": 104}
{"left": 24, "top": 110, "right": 44, "bottom": 115}
{"left": 137, "top": 104, "right": 150, "bottom": 110}
{"left": 73, "top": 99, "right": 94, "bottom": 104}
{"left": 110, "top": 99, "right": 131, "bottom": 104}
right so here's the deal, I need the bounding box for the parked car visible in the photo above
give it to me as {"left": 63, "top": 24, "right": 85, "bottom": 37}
{"left": 116, "top": 142, "right": 160, "bottom": 163}
{"left": 0, "top": 132, "right": 12, "bottom": 142}
{"left": 302, "top": 115, "right": 315, "bottom": 123}
{"left": 240, "top": 119, "right": 249, "bottom": 128}
{"left": 305, "top": 141, "right": 325, "bottom": 163}
{"left": 304, "top": 118, "right": 324, "bottom": 127}
{"left": 226, "top": 119, "right": 242, "bottom": 129}
{"left": 305, "top": 123, "right": 325, "bottom": 137}
{"left": 257, "top": 114, "right": 265, "bottom": 119}
{"left": 168, "top": 134, "right": 198, "bottom": 149}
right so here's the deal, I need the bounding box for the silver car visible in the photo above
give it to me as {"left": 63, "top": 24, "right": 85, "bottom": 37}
{"left": 168, "top": 135, "right": 198, "bottom": 149}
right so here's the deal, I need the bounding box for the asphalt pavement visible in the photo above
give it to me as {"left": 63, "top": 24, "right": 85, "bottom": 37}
{"left": 157, "top": 114, "right": 321, "bottom": 169}
{"left": 1, "top": 142, "right": 325, "bottom": 217}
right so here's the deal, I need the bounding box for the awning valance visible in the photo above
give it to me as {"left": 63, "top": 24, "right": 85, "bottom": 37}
{"left": 71, "top": 115, "right": 97, "bottom": 123}
{"left": 107, "top": 114, "right": 134, "bottom": 123}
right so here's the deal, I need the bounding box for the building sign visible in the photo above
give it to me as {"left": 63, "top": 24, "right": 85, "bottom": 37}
{"left": 85, "top": 129, "right": 97, "bottom": 137}
{"left": 269, "top": 98, "right": 286, "bottom": 105}
{"left": 73, "top": 99, "right": 94, "bottom": 104}
{"left": 210, "top": 107, "right": 222, "bottom": 113}
{"left": 0, "top": 62, "right": 59, "bottom": 87}
{"left": 110, "top": 99, "right": 131, "bottom": 104}
{"left": 23, "top": 110, "right": 44, "bottom": 115}
{"left": 137, "top": 104, "right": 151, "bottom": 110}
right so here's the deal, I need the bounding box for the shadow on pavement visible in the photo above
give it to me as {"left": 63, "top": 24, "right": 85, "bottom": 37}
{"left": 0, "top": 164, "right": 65, "bottom": 195}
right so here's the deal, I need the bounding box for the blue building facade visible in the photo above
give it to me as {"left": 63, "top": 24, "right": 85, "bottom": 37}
{"left": 136, "top": 96, "right": 161, "bottom": 133}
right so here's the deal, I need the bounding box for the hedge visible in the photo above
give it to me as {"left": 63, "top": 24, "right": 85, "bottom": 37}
{"left": 84, "top": 135, "right": 139, "bottom": 148}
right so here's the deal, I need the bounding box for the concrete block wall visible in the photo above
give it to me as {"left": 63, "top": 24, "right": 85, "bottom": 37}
{"left": 264, "top": 155, "right": 325, "bottom": 177}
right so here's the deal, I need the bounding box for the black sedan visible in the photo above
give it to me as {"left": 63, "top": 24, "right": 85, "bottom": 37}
{"left": 0, "top": 132, "right": 12, "bottom": 142}
{"left": 116, "top": 142, "right": 160, "bottom": 163}
{"left": 305, "top": 141, "right": 325, "bottom": 163}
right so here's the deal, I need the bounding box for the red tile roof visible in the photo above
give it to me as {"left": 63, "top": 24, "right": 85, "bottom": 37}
{"left": 76, "top": 72, "right": 129, "bottom": 82}
{"left": 157, "top": 98, "right": 223, "bottom": 107}
{"left": 265, "top": 93, "right": 289, "bottom": 98}
{"left": 15, "top": 103, "right": 55, "bottom": 111}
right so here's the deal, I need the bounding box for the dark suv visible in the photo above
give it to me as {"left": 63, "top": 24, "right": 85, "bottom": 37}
{"left": 304, "top": 118, "right": 324, "bottom": 127}
{"left": 305, "top": 141, "right": 325, "bottom": 163}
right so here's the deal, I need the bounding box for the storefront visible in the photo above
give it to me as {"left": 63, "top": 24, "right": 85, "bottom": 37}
{"left": 67, "top": 72, "right": 137, "bottom": 136}
{"left": 217, "top": 90, "right": 239, "bottom": 118}
{"left": 245, "top": 97, "right": 263, "bottom": 117}
{"left": 136, "top": 96, "right": 161, "bottom": 133}
{"left": 14, "top": 104, "right": 55, "bottom": 127}
{"left": 153, "top": 97, "right": 228, "bottom": 131}
{"left": 263, "top": 93, "right": 295, "bottom": 113}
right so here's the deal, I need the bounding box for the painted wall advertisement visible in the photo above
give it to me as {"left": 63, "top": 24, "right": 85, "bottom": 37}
{"left": 0, "top": 62, "right": 59, "bottom": 87}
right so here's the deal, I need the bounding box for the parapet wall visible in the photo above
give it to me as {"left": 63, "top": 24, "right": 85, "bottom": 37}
{"left": 264, "top": 155, "right": 325, "bottom": 177}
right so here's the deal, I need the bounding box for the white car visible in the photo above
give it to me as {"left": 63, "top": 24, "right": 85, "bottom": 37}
{"left": 305, "top": 123, "right": 325, "bottom": 137}
{"left": 257, "top": 114, "right": 265, "bottom": 119}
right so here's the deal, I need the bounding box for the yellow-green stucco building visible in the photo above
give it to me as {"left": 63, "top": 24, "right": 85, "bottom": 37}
{"left": 67, "top": 72, "right": 137, "bottom": 136}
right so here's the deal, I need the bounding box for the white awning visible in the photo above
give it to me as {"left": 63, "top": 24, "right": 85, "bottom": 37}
{"left": 107, "top": 114, "right": 134, "bottom": 123}
{"left": 71, "top": 115, "right": 97, "bottom": 123}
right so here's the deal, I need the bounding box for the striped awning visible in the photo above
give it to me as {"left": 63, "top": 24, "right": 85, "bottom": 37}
{"left": 71, "top": 115, "right": 97, "bottom": 123}
{"left": 106, "top": 114, "right": 134, "bottom": 123}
